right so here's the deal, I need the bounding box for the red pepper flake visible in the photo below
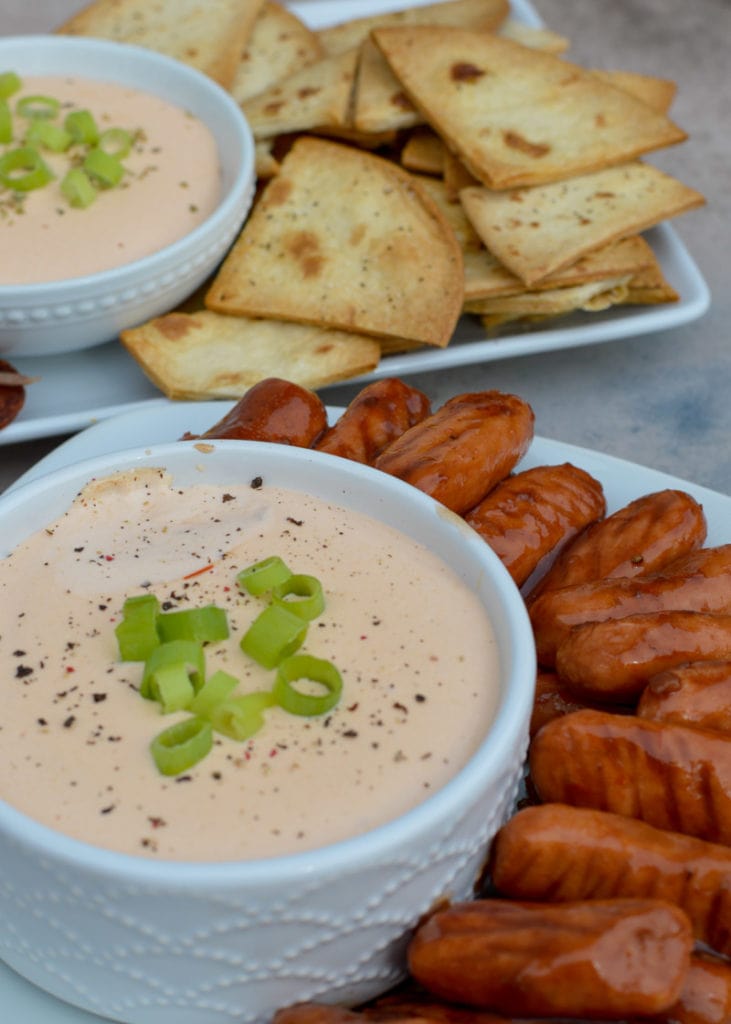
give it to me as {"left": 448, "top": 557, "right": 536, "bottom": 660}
{"left": 104, "top": 555, "right": 115, "bottom": 562}
{"left": 360, "top": 634, "right": 368, "bottom": 640}
{"left": 65, "top": 665, "right": 75, "bottom": 674}
{"left": 269, "top": 748, "right": 278, "bottom": 758}
{"left": 148, "top": 816, "right": 166, "bottom": 828}
{"left": 182, "top": 563, "right": 214, "bottom": 580}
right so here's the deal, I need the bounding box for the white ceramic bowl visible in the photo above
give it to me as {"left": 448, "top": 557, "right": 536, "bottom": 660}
{"left": 0, "top": 36, "right": 256, "bottom": 358}
{"left": 0, "top": 441, "right": 535, "bottom": 1024}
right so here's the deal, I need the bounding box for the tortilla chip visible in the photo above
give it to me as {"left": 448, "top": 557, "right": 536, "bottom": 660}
{"left": 318, "top": 0, "right": 509, "bottom": 56}
{"left": 121, "top": 309, "right": 381, "bottom": 399}
{"left": 205, "top": 136, "right": 464, "bottom": 348}
{"left": 593, "top": 69, "right": 677, "bottom": 114}
{"left": 498, "top": 19, "right": 570, "bottom": 54}
{"left": 373, "top": 26, "right": 687, "bottom": 188}
{"left": 241, "top": 48, "right": 358, "bottom": 140}
{"left": 56, "top": 0, "right": 266, "bottom": 90}
{"left": 229, "top": 1, "right": 323, "bottom": 104}
{"left": 459, "top": 161, "right": 705, "bottom": 285}
{"left": 400, "top": 127, "right": 447, "bottom": 175}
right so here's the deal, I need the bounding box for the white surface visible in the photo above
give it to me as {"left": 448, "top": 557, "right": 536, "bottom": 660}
{"left": 3, "top": 396, "right": 730, "bottom": 1021}
{"left": 0, "top": 0, "right": 710, "bottom": 444}
{"left": 0, "top": 35, "right": 256, "bottom": 358}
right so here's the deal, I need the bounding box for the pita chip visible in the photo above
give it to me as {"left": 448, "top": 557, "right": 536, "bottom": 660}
{"left": 241, "top": 48, "right": 358, "bottom": 140}
{"left": 229, "top": 2, "right": 323, "bottom": 105}
{"left": 477, "top": 277, "right": 632, "bottom": 328}
{"left": 401, "top": 127, "right": 447, "bottom": 175}
{"left": 373, "top": 26, "right": 688, "bottom": 188}
{"left": 351, "top": 36, "right": 423, "bottom": 134}
{"left": 459, "top": 161, "right": 705, "bottom": 285}
{"left": 205, "top": 136, "right": 463, "bottom": 348}
{"left": 56, "top": 0, "right": 266, "bottom": 90}
{"left": 318, "top": 0, "right": 509, "bottom": 56}
{"left": 120, "top": 310, "right": 381, "bottom": 399}
{"left": 498, "top": 19, "right": 570, "bottom": 54}
{"left": 593, "top": 69, "right": 677, "bottom": 114}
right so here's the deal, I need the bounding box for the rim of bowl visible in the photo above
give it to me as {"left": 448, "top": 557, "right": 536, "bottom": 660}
{"left": 0, "top": 441, "right": 536, "bottom": 885}
{"left": 0, "top": 35, "right": 255, "bottom": 298}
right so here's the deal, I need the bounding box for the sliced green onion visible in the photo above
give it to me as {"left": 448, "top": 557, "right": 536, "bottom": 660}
{"left": 25, "top": 118, "right": 72, "bottom": 153}
{"left": 0, "top": 146, "right": 53, "bottom": 192}
{"left": 0, "top": 72, "right": 22, "bottom": 100}
{"left": 157, "top": 604, "right": 229, "bottom": 645}
{"left": 273, "top": 654, "right": 343, "bottom": 717}
{"left": 83, "top": 146, "right": 124, "bottom": 187}
{"left": 98, "top": 127, "right": 133, "bottom": 159}
{"left": 237, "top": 556, "right": 292, "bottom": 597}
{"left": 61, "top": 167, "right": 97, "bottom": 209}
{"left": 140, "top": 640, "right": 205, "bottom": 700}
{"left": 189, "top": 669, "right": 239, "bottom": 719}
{"left": 0, "top": 100, "right": 12, "bottom": 144}
{"left": 150, "top": 717, "right": 212, "bottom": 776}
{"left": 64, "top": 108, "right": 99, "bottom": 145}
{"left": 16, "top": 94, "right": 60, "bottom": 120}
{"left": 148, "top": 662, "right": 195, "bottom": 714}
{"left": 210, "top": 691, "right": 275, "bottom": 741}
{"left": 240, "top": 602, "right": 307, "bottom": 669}
{"left": 115, "top": 594, "right": 161, "bottom": 661}
{"left": 272, "top": 574, "right": 325, "bottom": 621}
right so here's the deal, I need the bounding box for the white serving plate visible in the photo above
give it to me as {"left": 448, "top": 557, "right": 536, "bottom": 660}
{"left": 4, "top": 396, "right": 729, "bottom": 1021}
{"left": 0, "top": 0, "right": 709, "bottom": 447}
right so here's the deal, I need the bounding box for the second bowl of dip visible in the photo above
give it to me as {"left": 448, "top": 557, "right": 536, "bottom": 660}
{"left": 0, "top": 35, "right": 255, "bottom": 357}
{"left": 0, "top": 440, "right": 535, "bottom": 1024}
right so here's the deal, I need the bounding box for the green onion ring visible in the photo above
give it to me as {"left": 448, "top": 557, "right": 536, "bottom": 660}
{"left": 157, "top": 604, "right": 229, "bottom": 645}
{"left": 16, "top": 93, "right": 61, "bottom": 120}
{"left": 98, "top": 126, "right": 133, "bottom": 158}
{"left": 148, "top": 662, "right": 195, "bottom": 714}
{"left": 115, "top": 593, "right": 160, "bottom": 661}
{"left": 140, "top": 640, "right": 205, "bottom": 700}
{"left": 25, "top": 118, "right": 72, "bottom": 153}
{"left": 273, "top": 654, "right": 343, "bottom": 717}
{"left": 272, "top": 574, "right": 325, "bottom": 621}
{"left": 0, "top": 71, "right": 22, "bottom": 100}
{"left": 61, "top": 167, "right": 97, "bottom": 209}
{"left": 240, "top": 602, "right": 307, "bottom": 669}
{"left": 64, "top": 108, "right": 99, "bottom": 145}
{"left": 150, "top": 717, "right": 212, "bottom": 776}
{"left": 189, "top": 669, "right": 239, "bottom": 719}
{"left": 0, "top": 146, "right": 54, "bottom": 192}
{"left": 83, "top": 146, "right": 124, "bottom": 187}
{"left": 210, "top": 691, "right": 275, "bottom": 741}
{"left": 0, "top": 99, "right": 12, "bottom": 144}
{"left": 237, "top": 556, "right": 292, "bottom": 596}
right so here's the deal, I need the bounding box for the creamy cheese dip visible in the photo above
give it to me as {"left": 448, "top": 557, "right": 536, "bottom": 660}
{"left": 0, "top": 468, "right": 499, "bottom": 861}
{"left": 0, "top": 76, "right": 221, "bottom": 284}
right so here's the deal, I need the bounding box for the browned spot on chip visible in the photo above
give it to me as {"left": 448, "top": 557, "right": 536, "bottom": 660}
{"left": 350, "top": 224, "right": 367, "bottom": 246}
{"left": 595, "top": 191, "right": 616, "bottom": 198}
{"left": 390, "top": 90, "right": 413, "bottom": 110}
{"left": 157, "top": 314, "right": 199, "bottom": 341}
{"left": 450, "top": 62, "right": 486, "bottom": 83}
{"left": 298, "top": 86, "right": 321, "bottom": 99}
{"left": 316, "top": 345, "right": 334, "bottom": 355}
{"left": 264, "top": 101, "right": 285, "bottom": 115}
{"left": 266, "top": 178, "right": 293, "bottom": 206}
{"left": 596, "top": 113, "right": 607, "bottom": 127}
{"left": 503, "top": 131, "right": 550, "bottom": 158}
{"left": 286, "top": 230, "right": 324, "bottom": 278}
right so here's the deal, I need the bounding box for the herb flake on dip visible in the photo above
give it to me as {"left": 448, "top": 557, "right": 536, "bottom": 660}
{"left": 0, "top": 75, "right": 221, "bottom": 284}
{"left": 0, "top": 468, "right": 499, "bottom": 862}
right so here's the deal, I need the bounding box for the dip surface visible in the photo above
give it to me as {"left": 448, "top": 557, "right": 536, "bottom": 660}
{"left": 0, "top": 468, "right": 499, "bottom": 861}
{"left": 0, "top": 75, "right": 221, "bottom": 284}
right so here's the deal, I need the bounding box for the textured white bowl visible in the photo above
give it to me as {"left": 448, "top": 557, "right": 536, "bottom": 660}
{"left": 0, "top": 441, "right": 535, "bottom": 1024}
{"left": 0, "top": 36, "right": 256, "bottom": 358}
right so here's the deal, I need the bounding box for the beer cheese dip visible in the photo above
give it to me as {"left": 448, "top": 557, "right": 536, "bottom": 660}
{"left": 0, "top": 468, "right": 499, "bottom": 861}
{"left": 0, "top": 75, "right": 221, "bottom": 284}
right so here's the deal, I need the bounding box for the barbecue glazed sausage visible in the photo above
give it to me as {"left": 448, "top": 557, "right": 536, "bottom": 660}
{"left": 314, "top": 378, "right": 431, "bottom": 464}
{"left": 407, "top": 898, "right": 692, "bottom": 1018}
{"left": 0, "top": 359, "right": 26, "bottom": 430}
{"left": 529, "top": 708, "right": 731, "bottom": 845}
{"left": 527, "top": 488, "right": 707, "bottom": 602}
{"left": 638, "top": 660, "right": 731, "bottom": 732}
{"left": 529, "top": 670, "right": 616, "bottom": 737}
{"left": 531, "top": 545, "right": 731, "bottom": 666}
{"left": 554, "top": 610, "right": 731, "bottom": 703}
{"left": 672, "top": 952, "right": 731, "bottom": 1024}
{"left": 182, "top": 377, "right": 328, "bottom": 445}
{"left": 463, "top": 463, "right": 605, "bottom": 587}
{"left": 374, "top": 392, "right": 535, "bottom": 515}
{"left": 490, "top": 802, "right": 731, "bottom": 956}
